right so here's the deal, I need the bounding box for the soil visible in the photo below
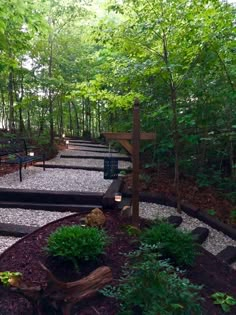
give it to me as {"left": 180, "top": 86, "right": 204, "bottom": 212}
{"left": 0, "top": 213, "right": 235, "bottom": 315}
{"left": 124, "top": 167, "right": 236, "bottom": 225}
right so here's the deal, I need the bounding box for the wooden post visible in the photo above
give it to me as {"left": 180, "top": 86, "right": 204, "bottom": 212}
{"left": 132, "top": 99, "right": 140, "bottom": 226}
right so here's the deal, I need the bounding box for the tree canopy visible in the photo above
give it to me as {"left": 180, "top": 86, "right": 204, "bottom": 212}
{"left": 0, "top": 0, "right": 235, "bottom": 199}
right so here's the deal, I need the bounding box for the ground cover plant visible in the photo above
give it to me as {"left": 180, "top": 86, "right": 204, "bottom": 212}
{"left": 102, "top": 244, "right": 203, "bottom": 315}
{"left": 140, "top": 221, "right": 198, "bottom": 266}
{"left": 0, "top": 213, "right": 236, "bottom": 315}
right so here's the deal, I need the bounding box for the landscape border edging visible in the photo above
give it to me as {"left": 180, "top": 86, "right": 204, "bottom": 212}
{"left": 122, "top": 190, "right": 236, "bottom": 241}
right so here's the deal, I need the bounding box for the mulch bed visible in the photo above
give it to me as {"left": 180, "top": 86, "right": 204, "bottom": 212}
{"left": 124, "top": 167, "right": 235, "bottom": 225}
{"left": 0, "top": 213, "right": 236, "bottom": 315}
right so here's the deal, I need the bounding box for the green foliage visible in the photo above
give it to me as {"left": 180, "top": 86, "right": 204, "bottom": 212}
{"left": 139, "top": 173, "right": 152, "bottom": 185}
{"left": 230, "top": 210, "right": 236, "bottom": 224}
{"left": 207, "top": 209, "right": 216, "bottom": 216}
{"left": 101, "top": 244, "right": 203, "bottom": 315}
{"left": 121, "top": 224, "right": 141, "bottom": 237}
{"left": 45, "top": 225, "right": 108, "bottom": 270}
{"left": 211, "top": 292, "right": 236, "bottom": 313}
{"left": 196, "top": 170, "right": 222, "bottom": 188}
{"left": 140, "top": 222, "right": 197, "bottom": 266}
{"left": 226, "top": 192, "right": 236, "bottom": 205}
{"left": 0, "top": 271, "right": 22, "bottom": 287}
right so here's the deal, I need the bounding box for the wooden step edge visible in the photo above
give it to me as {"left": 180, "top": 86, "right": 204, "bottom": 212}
{"left": 0, "top": 202, "right": 102, "bottom": 212}
{"left": 0, "top": 223, "right": 37, "bottom": 237}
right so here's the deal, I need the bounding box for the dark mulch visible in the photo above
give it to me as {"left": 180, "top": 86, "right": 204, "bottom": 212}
{"left": 0, "top": 213, "right": 236, "bottom": 315}
{"left": 124, "top": 168, "right": 236, "bottom": 225}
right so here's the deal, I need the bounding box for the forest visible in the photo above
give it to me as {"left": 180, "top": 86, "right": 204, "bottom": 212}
{"left": 0, "top": 0, "right": 235, "bottom": 203}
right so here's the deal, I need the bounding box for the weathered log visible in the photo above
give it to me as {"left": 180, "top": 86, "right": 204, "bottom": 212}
{"left": 6, "top": 263, "right": 112, "bottom": 315}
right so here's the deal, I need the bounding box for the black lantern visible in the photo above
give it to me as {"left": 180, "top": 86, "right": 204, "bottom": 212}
{"left": 104, "top": 157, "right": 118, "bottom": 179}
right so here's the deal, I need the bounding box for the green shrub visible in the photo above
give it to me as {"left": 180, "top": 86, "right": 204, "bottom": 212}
{"left": 45, "top": 225, "right": 108, "bottom": 269}
{"left": 140, "top": 222, "right": 197, "bottom": 266}
{"left": 101, "top": 244, "right": 203, "bottom": 315}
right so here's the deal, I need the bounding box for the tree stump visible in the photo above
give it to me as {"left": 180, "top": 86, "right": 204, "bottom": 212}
{"left": 7, "top": 263, "right": 113, "bottom": 315}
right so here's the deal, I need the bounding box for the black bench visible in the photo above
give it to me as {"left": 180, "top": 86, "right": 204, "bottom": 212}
{"left": 0, "top": 138, "right": 45, "bottom": 181}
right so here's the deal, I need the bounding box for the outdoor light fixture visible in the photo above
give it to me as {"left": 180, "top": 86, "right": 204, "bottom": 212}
{"left": 62, "top": 133, "right": 65, "bottom": 138}
{"left": 29, "top": 152, "right": 35, "bottom": 157}
{"left": 66, "top": 140, "right": 69, "bottom": 145}
{"left": 114, "top": 193, "right": 122, "bottom": 202}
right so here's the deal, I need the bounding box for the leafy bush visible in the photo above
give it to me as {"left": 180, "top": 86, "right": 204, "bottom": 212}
{"left": 140, "top": 222, "right": 197, "bottom": 266}
{"left": 45, "top": 225, "right": 108, "bottom": 269}
{"left": 211, "top": 292, "right": 236, "bottom": 313}
{"left": 101, "top": 244, "right": 203, "bottom": 315}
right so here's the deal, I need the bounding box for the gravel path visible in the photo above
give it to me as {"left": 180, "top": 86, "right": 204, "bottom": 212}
{"left": 47, "top": 149, "right": 132, "bottom": 169}
{"left": 68, "top": 145, "right": 118, "bottom": 152}
{"left": 0, "top": 144, "right": 235, "bottom": 270}
{"left": 0, "top": 208, "right": 73, "bottom": 254}
{"left": 0, "top": 236, "right": 21, "bottom": 254}
{"left": 0, "top": 168, "right": 112, "bottom": 192}
{"left": 62, "top": 148, "right": 129, "bottom": 158}
{"left": 0, "top": 208, "right": 72, "bottom": 227}
{"left": 140, "top": 202, "right": 236, "bottom": 256}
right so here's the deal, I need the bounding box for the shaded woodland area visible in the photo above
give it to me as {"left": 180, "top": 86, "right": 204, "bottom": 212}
{"left": 0, "top": 0, "right": 235, "bottom": 203}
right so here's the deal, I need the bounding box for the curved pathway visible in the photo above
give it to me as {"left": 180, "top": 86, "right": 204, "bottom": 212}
{"left": 0, "top": 139, "right": 235, "bottom": 271}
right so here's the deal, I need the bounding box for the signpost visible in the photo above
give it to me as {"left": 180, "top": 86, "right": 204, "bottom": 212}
{"left": 103, "top": 99, "right": 156, "bottom": 226}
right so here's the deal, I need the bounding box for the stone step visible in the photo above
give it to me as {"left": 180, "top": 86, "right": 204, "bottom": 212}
{"left": 167, "top": 215, "right": 183, "bottom": 227}
{"left": 191, "top": 227, "right": 209, "bottom": 244}
{"left": 216, "top": 246, "right": 236, "bottom": 264}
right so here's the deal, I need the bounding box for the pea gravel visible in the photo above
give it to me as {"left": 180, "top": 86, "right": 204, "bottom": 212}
{"left": 0, "top": 208, "right": 72, "bottom": 227}
{"left": 46, "top": 149, "right": 132, "bottom": 169}
{"left": 0, "top": 208, "right": 73, "bottom": 254}
{"left": 139, "top": 202, "right": 236, "bottom": 256}
{"left": 0, "top": 236, "right": 21, "bottom": 254}
{"left": 0, "top": 168, "right": 112, "bottom": 192}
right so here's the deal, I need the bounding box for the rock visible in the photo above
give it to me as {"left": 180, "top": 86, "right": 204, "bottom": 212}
{"left": 120, "top": 205, "right": 132, "bottom": 218}
{"left": 85, "top": 208, "right": 106, "bottom": 227}
{"left": 216, "top": 246, "right": 236, "bottom": 264}
{"left": 191, "top": 227, "right": 209, "bottom": 244}
{"left": 167, "top": 216, "right": 183, "bottom": 227}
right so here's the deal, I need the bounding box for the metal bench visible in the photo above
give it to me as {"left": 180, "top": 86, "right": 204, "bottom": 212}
{"left": 0, "top": 138, "right": 45, "bottom": 181}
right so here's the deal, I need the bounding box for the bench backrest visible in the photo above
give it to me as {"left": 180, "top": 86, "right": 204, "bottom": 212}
{"left": 0, "top": 138, "right": 27, "bottom": 157}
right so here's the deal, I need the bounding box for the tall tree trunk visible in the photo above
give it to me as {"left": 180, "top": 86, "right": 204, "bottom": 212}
{"left": 48, "top": 40, "right": 54, "bottom": 145}
{"left": 27, "top": 111, "right": 31, "bottom": 135}
{"left": 170, "top": 84, "right": 181, "bottom": 212}
{"left": 82, "top": 98, "right": 85, "bottom": 136}
{"left": 97, "top": 102, "right": 101, "bottom": 135}
{"left": 68, "top": 102, "right": 73, "bottom": 136}
{"left": 162, "top": 33, "right": 181, "bottom": 212}
{"left": 71, "top": 101, "right": 79, "bottom": 135}
{"left": 1, "top": 90, "right": 6, "bottom": 129}
{"left": 48, "top": 23, "right": 54, "bottom": 145}
{"left": 8, "top": 68, "right": 15, "bottom": 132}
{"left": 14, "top": 68, "right": 25, "bottom": 134}
{"left": 59, "top": 98, "right": 63, "bottom": 136}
